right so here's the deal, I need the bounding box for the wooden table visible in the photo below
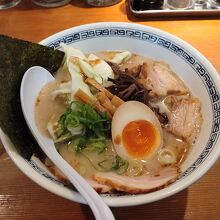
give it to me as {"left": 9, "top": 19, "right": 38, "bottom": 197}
{"left": 1, "top": 0, "right": 220, "bottom": 219}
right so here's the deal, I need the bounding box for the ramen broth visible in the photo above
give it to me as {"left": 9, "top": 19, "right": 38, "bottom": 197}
{"left": 35, "top": 52, "right": 192, "bottom": 180}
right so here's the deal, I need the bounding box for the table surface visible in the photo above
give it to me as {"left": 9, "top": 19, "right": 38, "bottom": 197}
{"left": 1, "top": 0, "right": 220, "bottom": 219}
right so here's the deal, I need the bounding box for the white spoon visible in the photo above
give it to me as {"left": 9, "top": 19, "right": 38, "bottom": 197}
{"left": 20, "top": 66, "right": 115, "bottom": 220}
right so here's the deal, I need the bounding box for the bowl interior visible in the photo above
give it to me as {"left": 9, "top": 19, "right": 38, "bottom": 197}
{"left": 1, "top": 22, "right": 220, "bottom": 207}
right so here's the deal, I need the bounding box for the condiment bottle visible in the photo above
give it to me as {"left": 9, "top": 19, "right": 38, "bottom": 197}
{"left": 132, "top": 0, "right": 164, "bottom": 11}
{"left": 86, "top": 0, "right": 122, "bottom": 6}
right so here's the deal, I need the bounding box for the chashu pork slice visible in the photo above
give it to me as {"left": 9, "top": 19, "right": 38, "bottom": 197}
{"left": 86, "top": 179, "right": 113, "bottom": 194}
{"left": 45, "top": 159, "right": 112, "bottom": 193}
{"left": 117, "top": 54, "right": 149, "bottom": 77}
{"left": 107, "top": 54, "right": 151, "bottom": 77}
{"left": 94, "top": 166, "right": 179, "bottom": 194}
{"left": 167, "top": 97, "right": 202, "bottom": 144}
{"left": 139, "top": 62, "right": 188, "bottom": 97}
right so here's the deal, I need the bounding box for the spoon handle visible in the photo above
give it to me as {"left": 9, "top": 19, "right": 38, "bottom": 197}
{"left": 46, "top": 147, "right": 115, "bottom": 220}
{"left": 20, "top": 66, "right": 115, "bottom": 220}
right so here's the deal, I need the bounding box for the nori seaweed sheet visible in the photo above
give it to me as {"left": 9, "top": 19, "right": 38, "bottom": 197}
{"left": 0, "top": 35, "right": 64, "bottom": 159}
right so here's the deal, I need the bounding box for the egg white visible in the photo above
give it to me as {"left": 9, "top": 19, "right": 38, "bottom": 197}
{"left": 112, "top": 101, "right": 163, "bottom": 161}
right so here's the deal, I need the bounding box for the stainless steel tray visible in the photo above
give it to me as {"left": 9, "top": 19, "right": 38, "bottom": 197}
{"left": 129, "top": 0, "right": 220, "bottom": 18}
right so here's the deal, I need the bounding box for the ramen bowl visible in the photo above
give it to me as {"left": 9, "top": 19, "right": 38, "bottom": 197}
{"left": 1, "top": 22, "right": 220, "bottom": 207}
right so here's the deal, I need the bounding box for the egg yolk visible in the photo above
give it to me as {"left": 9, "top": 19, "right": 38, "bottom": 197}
{"left": 122, "top": 120, "right": 158, "bottom": 159}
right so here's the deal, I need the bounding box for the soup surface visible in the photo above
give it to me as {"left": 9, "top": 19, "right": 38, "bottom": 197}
{"left": 35, "top": 45, "right": 202, "bottom": 193}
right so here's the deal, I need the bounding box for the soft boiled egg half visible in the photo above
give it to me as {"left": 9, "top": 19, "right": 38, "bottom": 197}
{"left": 112, "top": 101, "right": 163, "bottom": 161}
